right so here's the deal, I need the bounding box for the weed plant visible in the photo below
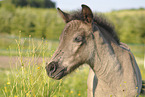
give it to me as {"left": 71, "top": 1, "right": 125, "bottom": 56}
{"left": 1, "top": 35, "right": 62, "bottom": 97}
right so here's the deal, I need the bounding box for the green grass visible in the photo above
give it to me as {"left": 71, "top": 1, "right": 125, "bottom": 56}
{"left": 0, "top": 36, "right": 57, "bottom": 97}
{"left": 0, "top": 34, "right": 58, "bottom": 57}
{"left": 0, "top": 66, "right": 62, "bottom": 97}
{"left": 0, "top": 66, "right": 89, "bottom": 97}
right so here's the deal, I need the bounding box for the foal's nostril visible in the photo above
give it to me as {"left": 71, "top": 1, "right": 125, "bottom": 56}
{"left": 50, "top": 63, "right": 56, "bottom": 73}
{"left": 47, "top": 62, "right": 58, "bottom": 74}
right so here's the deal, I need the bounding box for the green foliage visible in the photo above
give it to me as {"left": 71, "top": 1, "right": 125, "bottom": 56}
{"left": 0, "top": 1, "right": 2, "bottom": 7}
{"left": 106, "top": 10, "right": 145, "bottom": 43}
{"left": 0, "top": 6, "right": 145, "bottom": 43}
{"left": 3, "top": 0, "right": 56, "bottom": 8}
{"left": 0, "top": 7, "right": 65, "bottom": 40}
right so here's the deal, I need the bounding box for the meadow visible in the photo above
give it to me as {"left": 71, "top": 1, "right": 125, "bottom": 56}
{"left": 0, "top": 35, "right": 144, "bottom": 97}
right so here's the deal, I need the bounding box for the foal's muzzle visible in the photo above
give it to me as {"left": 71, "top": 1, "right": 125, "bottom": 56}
{"left": 45, "top": 61, "right": 66, "bottom": 80}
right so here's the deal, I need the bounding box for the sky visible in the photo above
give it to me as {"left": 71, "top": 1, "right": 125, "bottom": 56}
{"left": 52, "top": 0, "right": 145, "bottom": 12}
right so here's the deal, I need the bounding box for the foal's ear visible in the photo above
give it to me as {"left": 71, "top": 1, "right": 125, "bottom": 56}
{"left": 57, "top": 8, "right": 71, "bottom": 23}
{"left": 81, "top": 4, "right": 93, "bottom": 23}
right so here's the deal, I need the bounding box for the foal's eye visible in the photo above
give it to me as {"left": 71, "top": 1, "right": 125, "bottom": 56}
{"left": 74, "top": 36, "right": 83, "bottom": 42}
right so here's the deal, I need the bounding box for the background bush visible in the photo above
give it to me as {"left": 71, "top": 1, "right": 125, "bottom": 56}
{"left": 3, "top": 0, "right": 55, "bottom": 8}
{"left": 0, "top": 6, "right": 65, "bottom": 40}
{"left": 0, "top": 2, "right": 145, "bottom": 43}
{"left": 106, "top": 10, "right": 145, "bottom": 43}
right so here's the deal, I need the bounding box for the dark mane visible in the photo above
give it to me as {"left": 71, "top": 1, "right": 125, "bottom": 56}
{"left": 69, "top": 10, "right": 120, "bottom": 44}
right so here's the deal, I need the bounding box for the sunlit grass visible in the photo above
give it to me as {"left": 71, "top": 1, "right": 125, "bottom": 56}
{"left": 1, "top": 36, "right": 62, "bottom": 97}
{"left": 0, "top": 34, "right": 58, "bottom": 57}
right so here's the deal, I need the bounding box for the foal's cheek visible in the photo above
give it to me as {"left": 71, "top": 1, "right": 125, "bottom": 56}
{"left": 70, "top": 43, "right": 81, "bottom": 54}
{"left": 72, "top": 46, "right": 79, "bottom": 54}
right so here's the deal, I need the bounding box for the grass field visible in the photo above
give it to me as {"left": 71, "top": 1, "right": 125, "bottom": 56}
{"left": 0, "top": 36, "right": 144, "bottom": 97}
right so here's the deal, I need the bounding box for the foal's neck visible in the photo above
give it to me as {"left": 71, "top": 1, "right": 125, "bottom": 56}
{"left": 91, "top": 27, "right": 123, "bottom": 85}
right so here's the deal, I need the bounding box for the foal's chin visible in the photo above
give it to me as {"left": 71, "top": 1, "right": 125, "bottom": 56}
{"left": 46, "top": 69, "right": 68, "bottom": 80}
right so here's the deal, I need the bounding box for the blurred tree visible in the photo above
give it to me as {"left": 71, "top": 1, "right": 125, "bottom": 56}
{"left": 44, "top": 0, "right": 55, "bottom": 8}
{"left": 0, "top": 1, "right": 2, "bottom": 7}
{"left": 11, "top": 0, "right": 55, "bottom": 8}
{"left": 12, "top": 0, "right": 27, "bottom": 7}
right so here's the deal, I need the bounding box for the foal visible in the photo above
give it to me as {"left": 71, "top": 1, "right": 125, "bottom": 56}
{"left": 46, "top": 5, "right": 142, "bottom": 97}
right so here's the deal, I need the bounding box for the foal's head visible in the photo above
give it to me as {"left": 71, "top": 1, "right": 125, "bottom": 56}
{"left": 45, "top": 5, "right": 95, "bottom": 80}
